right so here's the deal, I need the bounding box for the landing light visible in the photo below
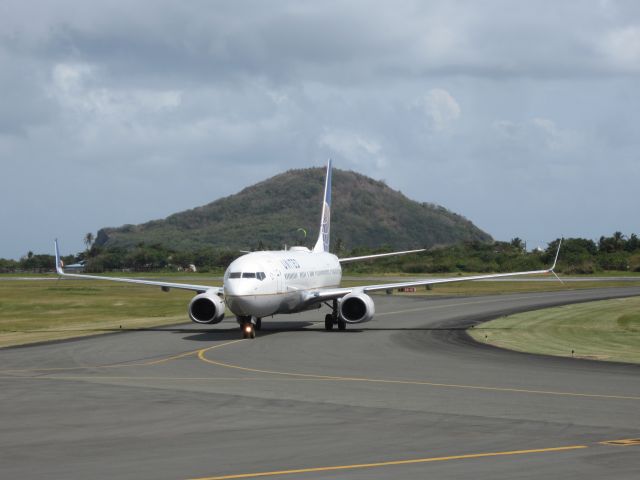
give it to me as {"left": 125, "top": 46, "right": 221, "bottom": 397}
{"left": 244, "top": 325, "right": 253, "bottom": 333}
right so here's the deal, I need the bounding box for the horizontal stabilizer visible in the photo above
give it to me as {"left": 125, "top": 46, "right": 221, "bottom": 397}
{"left": 339, "top": 249, "right": 425, "bottom": 264}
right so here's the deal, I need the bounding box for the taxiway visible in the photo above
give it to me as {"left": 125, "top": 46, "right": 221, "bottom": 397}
{"left": 1, "top": 287, "right": 639, "bottom": 479}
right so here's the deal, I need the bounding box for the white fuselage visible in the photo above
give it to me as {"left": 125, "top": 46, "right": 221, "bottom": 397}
{"left": 223, "top": 247, "right": 342, "bottom": 318}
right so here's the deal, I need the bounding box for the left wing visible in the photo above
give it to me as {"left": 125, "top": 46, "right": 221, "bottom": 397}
{"left": 54, "top": 240, "right": 220, "bottom": 294}
{"left": 305, "top": 240, "right": 563, "bottom": 304}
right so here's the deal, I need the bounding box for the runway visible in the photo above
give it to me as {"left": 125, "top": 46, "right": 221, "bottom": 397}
{"left": 1, "top": 287, "right": 639, "bottom": 479}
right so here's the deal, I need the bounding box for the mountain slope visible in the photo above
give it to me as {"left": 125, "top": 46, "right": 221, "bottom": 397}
{"left": 95, "top": 167, "right": 492, "bottom": 251}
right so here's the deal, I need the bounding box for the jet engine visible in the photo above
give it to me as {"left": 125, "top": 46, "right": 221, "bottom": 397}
{"left": 338, "top": 292, "right": 375, "bottom": 324}
{"left": 188, "top": 290, "right": 225, "bottom": 324}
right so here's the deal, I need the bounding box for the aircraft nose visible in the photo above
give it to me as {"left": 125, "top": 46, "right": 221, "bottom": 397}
{"left": 224, "top": 280, "right": 247, "bottom": 297}
{"left": 226, "top": 295, "right": 254, "bottom": 316}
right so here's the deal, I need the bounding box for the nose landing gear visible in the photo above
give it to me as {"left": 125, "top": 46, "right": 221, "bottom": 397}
{"left": 238, "top": 316, "right": 261, "bottom": 339}
{"left": 242, "top": 322, "right": 256, "bottom": 339}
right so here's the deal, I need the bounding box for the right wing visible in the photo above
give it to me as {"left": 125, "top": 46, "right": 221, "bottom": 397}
{"left": 305, "top": 240, "right": 563, "bottom": 304}
{"left": 54, "top": 240, "right": 220, "bottom": 294}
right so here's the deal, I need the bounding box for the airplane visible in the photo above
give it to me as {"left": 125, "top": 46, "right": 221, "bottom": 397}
{"left": 54, "top": 159, "right": 562, "bottom": 339}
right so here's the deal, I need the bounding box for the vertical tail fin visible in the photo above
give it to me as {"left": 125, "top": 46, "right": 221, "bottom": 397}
{"left": 313, "top": 159, "right": 332, "bottom": 253}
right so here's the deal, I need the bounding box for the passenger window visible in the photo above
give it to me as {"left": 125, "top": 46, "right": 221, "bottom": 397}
{"left": 242, "top": 272, "right": 256, "bottom": 278}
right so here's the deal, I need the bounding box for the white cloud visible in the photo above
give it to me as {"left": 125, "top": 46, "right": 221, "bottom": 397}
{"left": 50, "top": 63, "right": 182, "bottom": 117}
{"left": 318, "top": 129, "right": 386, "bottom": 168}
{"left": 530, "top": 117, "right": 565, "bottom": 150}
{"left": 492, "top": 117, "right": 578, "bottom": 153}
{"left": 600, "top": 26, "right": 640, "bottom": 71}
{"left": 414, "top": 89, "right": 461, "bottom": 132}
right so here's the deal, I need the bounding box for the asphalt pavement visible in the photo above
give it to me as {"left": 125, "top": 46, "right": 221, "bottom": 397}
{"left": 1, "top": 287, "right": 639, "bottom": 479}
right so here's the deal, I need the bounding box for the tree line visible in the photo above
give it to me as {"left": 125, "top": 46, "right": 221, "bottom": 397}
{"left": 1, "top": 232, "right": 639, "bottom": 274}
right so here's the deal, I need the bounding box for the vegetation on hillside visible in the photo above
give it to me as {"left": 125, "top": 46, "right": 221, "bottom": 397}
{"left": 94, "top": 167, "right": 492, "bottom": 252}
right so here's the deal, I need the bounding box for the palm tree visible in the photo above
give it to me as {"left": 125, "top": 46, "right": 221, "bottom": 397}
{"left": 84, "top": 232, "right": 94, "bottom": 251}
{"left": 510, "top": 237, "right": 525, "bottom": 252}
{"left": 612, "top": 231, "right": 625, "bottom": 251}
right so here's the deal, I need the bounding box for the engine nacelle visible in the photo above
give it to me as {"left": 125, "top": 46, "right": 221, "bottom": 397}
{"left": 188, "top": 291, "right": 225, "bottom": 324}
{"left": 339, "top": 292, "right": 375, "bottom": 324}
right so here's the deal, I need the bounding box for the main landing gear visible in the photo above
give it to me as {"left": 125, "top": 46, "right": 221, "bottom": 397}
{"left": 324, "top": 299, "right": 346, "bottom": 331}
{"left": 238, "top": 316, "right": 261, "bottom": 339}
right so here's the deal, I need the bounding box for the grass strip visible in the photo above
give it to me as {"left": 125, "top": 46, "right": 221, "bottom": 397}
{"left": 0, "top": 280, "right": 195, "bottom": 347}
{"left": 469, "top": 296, "right": 640, "bottom": 364}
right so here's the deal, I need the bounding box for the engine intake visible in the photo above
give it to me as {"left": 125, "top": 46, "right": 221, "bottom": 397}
{"left": 188, "top": 291, "right": 225, "bottom": 324}
{"left": 339, "top": 292, "right": 375, "bottom": 324}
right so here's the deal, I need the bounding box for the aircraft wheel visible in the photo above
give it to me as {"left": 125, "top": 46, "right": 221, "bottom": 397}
{"left": 255, "top": 318, "right": 262, "bottom": 330}
{"left": 337, "top": 318, "right": 347, "bottom": 331}
{"left": 324, "top": 314, "right": 334, "bottom": 331}
{"left": 241, "top": 323, "right": 256, "bottom": 339}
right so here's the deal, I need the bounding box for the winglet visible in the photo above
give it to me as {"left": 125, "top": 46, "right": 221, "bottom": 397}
{"left": 549, "top": 238, "right": 564, "bottom": 285}
{"left": 54, "top": 239, "right": 65, "bottom": 275}
{"left": 313, "top": 159, "right": 332, "bottom": 253}
{"left": 550, "top": 238, "right": 562, "bottom": 271}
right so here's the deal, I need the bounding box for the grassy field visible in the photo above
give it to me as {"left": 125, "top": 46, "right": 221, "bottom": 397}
{"left": 469, "top": 296, "right": 640, "bottom": 364}
{"left": 359, "top": 279, "right": 640, "bottom": 297}
{"left": 1, "top": 274, "right": 639, "bottom": 349}
{"left": 0, "top": 279, "right": 194, "bottom": 348}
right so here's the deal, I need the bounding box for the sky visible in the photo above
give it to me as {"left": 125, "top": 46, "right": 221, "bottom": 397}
{"left": 1, "top": 0, "right": 639, "bottom": 259}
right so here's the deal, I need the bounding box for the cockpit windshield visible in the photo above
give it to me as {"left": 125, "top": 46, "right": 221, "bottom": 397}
{"left": 229, "top": 272, "right": 266, "bottom": 281}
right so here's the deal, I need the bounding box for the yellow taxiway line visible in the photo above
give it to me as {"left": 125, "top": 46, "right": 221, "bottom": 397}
{"left": 4, "top": 334, "right": 638, "bottom": 401}
{"left": 0, "top": 339, "right": 245, "bottom": 374}
{"left": 187, "top": 445, "right": 589, "bottom": 480}
{"left": 196, "top": 344, "right": 640, "bottom": 401}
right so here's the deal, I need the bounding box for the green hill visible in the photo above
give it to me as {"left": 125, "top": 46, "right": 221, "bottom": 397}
{"left": 95, "top": 167, "right": 492, "bottom": 252}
